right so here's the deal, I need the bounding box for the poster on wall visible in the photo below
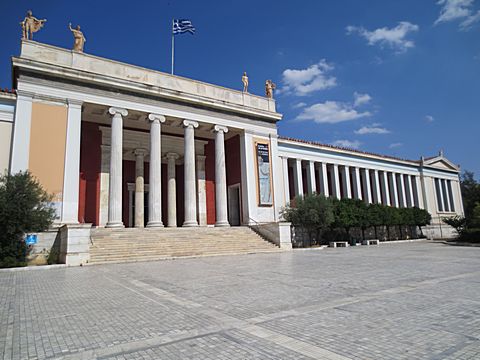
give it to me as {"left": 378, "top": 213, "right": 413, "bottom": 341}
{"left": 256, "top": 143, "right": 273, "bottom": 206}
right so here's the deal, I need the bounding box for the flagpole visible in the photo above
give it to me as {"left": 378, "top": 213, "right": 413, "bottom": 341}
{"left": 171, "top": 19, "right": 174, "bottom": 75}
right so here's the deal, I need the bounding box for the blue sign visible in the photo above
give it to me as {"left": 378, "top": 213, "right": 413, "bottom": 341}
{"left": 25, "top": 234, "right": 37, "bottom": 245}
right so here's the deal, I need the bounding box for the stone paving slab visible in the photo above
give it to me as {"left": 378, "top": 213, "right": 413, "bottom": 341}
{"left": 1, "top": 242, "right": 479, "bottom": 359}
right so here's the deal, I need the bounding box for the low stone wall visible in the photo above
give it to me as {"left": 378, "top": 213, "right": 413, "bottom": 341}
{"left": 25, "top": 228, "right": 61, "bottom": 266}
{"left": 292, "top": 226, "right": 425, "bottom": 248}
{"left": 59, "top": 224, "right": 92, "bottom": 266}
{"left": 423, "top": 224, "right": 457, "bottom": 240}
{"left": 250, "top": 222, "right": 292, "bottom": 250}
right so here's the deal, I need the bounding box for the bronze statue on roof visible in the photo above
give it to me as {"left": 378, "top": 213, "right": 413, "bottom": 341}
{"left": 20, "top": 10, "right": 46, "bottom": 40}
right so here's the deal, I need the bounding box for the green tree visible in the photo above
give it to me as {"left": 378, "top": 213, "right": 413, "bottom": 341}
{"left": 0, "top": 172, "right": 56, "bottom": 267}
{"left": 460, "top": 171, "right": 480, "bottom": 227}
{"left": 367, "top": 204, "right": 384, "bottom": 239}
{"left": 355, "top": 200, "right": 370, "bottom": 241}
{"left": 282, "top": 193, "right": 334, "bottom": 244}
{"left": 411, "top": 207, "right": 431, "bottom": 237}
{"left": 332, "top": 198, "right": 361, "bottom": 242}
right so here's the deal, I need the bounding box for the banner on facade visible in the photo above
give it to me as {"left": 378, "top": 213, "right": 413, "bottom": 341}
{"left": 256, "top": 143, "right": 273, "bottom": 206}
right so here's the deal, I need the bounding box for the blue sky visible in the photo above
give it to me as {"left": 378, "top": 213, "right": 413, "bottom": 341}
{"left": 1, "top": 0, "right": 479, "bottom": 178}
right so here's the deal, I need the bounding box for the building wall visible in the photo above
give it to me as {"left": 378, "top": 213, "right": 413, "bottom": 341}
{"left": 28, "top": 102, "right": 68, "bottom": 219}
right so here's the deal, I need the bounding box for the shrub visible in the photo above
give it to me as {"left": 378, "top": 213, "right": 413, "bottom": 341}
{"left": 457, "top": 228, "right": 480, "bottom": 243}
{"left": 0, "top": 172, "right": 56, "bottom": 268}
{"left": 442, "top": 215, "right": 467, "bottom": 234}
{"left": 282, "top": 193, "right": 334, "bottom": 243}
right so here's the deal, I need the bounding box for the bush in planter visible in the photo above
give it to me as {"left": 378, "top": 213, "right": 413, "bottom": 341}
{"left": 0, "top": 172, "right": 56, "bottom": 268}
{"left": 411, "top": 207, "right": 431, "bottom": 238}
{"left": 282, "top": 193, "right": 334, "bottom": 246}
{"left": 331, "top": 198, "right": 363, "bottom": 244}
{"left": 367, "top": 204, "right": 384, "bottom": 240}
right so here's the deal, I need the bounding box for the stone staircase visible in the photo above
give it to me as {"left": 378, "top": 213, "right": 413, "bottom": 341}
{"left": 88, "top": 226, "right": 280, "bottom": 264}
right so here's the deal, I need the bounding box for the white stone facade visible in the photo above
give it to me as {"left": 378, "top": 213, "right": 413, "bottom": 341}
{"left": 4, "top": 40, "right": 464, "bottom": 250}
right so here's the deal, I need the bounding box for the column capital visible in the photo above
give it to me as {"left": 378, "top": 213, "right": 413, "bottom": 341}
{"left": 165, "top": 152, "right": 180, "bottom": 161}
{"left": 196, "top": 154, "right": 206, "bottom": 162}
{"left": 213, "top": 124, "right": 229, "bottom": 133}
{"left": 148, "top": 113, "right": 166, "bottom": 123}
{"left": 67, "top": 99, "right": 83, "bottom": 108}
{"left": 134, "top": 148, "right": 148, "bottom": 157}
{"left": 183, "top": 119, "right": 199, "bottom": 128}
{"left": 108, "top": 107, "right": 128, "bottom": 117}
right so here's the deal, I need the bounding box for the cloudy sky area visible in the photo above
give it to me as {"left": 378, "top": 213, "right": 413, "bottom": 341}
{"left": 0, "top": 0, "right": 479, "bottom": 177}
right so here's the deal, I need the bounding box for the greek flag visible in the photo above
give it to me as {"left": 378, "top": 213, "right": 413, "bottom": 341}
{"left": 173, "top": 19, "right": 196, "bottom": 35}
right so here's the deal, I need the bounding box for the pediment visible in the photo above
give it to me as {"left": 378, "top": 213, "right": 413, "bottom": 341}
{"left": 424, "top": 156, "right": 459, "bottom": 171}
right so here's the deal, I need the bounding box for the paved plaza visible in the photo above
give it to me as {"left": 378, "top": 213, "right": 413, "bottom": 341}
{"left": 1, "top": 241, "right": 480, "bottom": 360}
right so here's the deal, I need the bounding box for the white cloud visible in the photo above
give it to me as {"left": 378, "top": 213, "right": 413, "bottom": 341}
{"left": 460, "top": 9, "right": 480, "bottom": 29}
{"left": 331, "top": 139, "right": 362, "bottom": 149}
{"left": 355, "top": 125, "right": 390, "bottom": 135}
{"left": 389, "top": 142, "right": 403, "bottom": 149}
{"left": 353, "top": 92, "right": 372, "bottom": 107}
{"left": 346, "top": 22, "right": 419, "bottom": 53}
{"left": 280, "top": 60, "right": 337, "bottom": 96}
{"left": 296, "top": 101, "right": 371, "bottom": 124}
{"left": 435, "top": 0, "right": 480, "bottom": 30}
{"left": 425, "top": 115, "right": 435, "bottom": 122}
{"left": 292, "top": 102, "right": 307, "bottom": 109}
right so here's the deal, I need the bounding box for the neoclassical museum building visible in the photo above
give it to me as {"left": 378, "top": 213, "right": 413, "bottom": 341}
{"left": 0, "top": 40, "right": 464, "bottom": 265}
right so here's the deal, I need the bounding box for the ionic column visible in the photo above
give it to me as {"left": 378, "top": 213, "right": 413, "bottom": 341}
{"left": 399, "top": 174, "right": 407, "bottom": 208}
{"left": 320, "top": 163, "right": 329, "bottom": 197}
{"left": 134, "top": 149, "right": 147, "bottom": 227}
{"left": 381, "top": 171, "right": 391, "bottom": 206}
{"left": 183, "top": 119, "right": 199, "bottom": 227}
{"left": 373, "top": 170, "right": 381, "bottom": 204}
{"left": 293, "top": 159, "right": 303, "bottom": 197}
{"left": 407, "top": 175, "right": 414, "bottom": 208}
{"left": 341, "top": 166, "right": 352, "bottom": 199}
{"left": 389, "top": 173, "right": 399, "bottom": 207}
{"left": 106, "top": 107, "right": 128, "bottom": 228}
{"left": 352, "top": 167, "right": 362, "bottom": 200}
{"left": 147, "top": 114, "right": 165, "bottom": 227}
{"left": 333, "top": 164, "right": 341, "bottom": 199}
{"left": 363, "top": 169, "right": 372, "bottom": 204}
{"left": 213, "top": 124, "right": 229, "bottom": 226}
{"left": 166, "top": 152, "right": 179, "bottom": 227}
{"left": 197, "top": 155, "right": 207, "bottom": 226}
{"left": 282, "top": 157, "right": 290, "bottom": 203}
{"left": 306, "top": 161, "right": 316, "bottom": 194}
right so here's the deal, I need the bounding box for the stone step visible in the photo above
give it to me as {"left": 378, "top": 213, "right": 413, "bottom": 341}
{"left": 88, "top": 226, "right": 278, "bottom": 264}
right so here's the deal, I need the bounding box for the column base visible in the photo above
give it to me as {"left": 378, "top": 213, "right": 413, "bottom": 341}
{"left": 146, "top": 221, "right": 164, "bottom": 228}
{"left": 182, "top": 221, "right": 198, "bottom": 227}
{"left": 167, "top": 223, "right": 177, "bottom": 228}
{"left": 105, "top": 221, "right": 124, "bottom": 228}
{"left": 215, "top": 221, "right": 230, "bottom": 227}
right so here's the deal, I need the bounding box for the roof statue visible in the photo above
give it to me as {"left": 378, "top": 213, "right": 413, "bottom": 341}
{"left": 69, "top": 23, "right": 86, "bottom": 52}
{"left": 20, "top": 10, "right": 46, "bottom": 40}
{"left": 242, "top": 72, "right": 249, "bottom": 93}
{"left": 265, "top": 79, "right": 276, "bottom": 99}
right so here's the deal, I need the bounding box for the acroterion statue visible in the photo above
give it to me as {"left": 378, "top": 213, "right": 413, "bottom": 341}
{"left": 69, "top": 23, "right": 86, "bottom": 52}
{"left": 242, "top": 72, "right": 249, "bottom": 93}
{"left": 20, "top": 10, "right": 46, "bottom": 40}
{"left": 265, "top": 80, "right": 276, "bottom": 99}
